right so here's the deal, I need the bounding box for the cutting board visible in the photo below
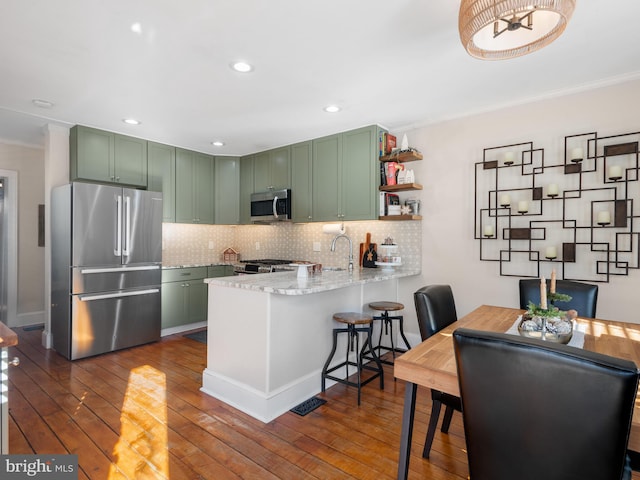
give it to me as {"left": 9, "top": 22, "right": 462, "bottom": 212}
{"left": 360, "top": 232, "right": 378, "bottom": 268}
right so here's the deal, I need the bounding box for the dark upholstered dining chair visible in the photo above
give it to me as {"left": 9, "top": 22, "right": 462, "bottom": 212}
{"left": 413, "top": 285, "right": 462, "bottom": 459}
{"left": 519, "top": 278, "right": 599, "bottom": 318}
{"left": 453, "top": 328, "right": 638, "bottom": 480}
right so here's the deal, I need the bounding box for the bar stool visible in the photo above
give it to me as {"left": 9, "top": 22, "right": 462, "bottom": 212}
{"left": 321, "top": 312, "right": 384, "bottom": 405}
{"left": 365, "top": 301, "right": 411, "bottom": 365}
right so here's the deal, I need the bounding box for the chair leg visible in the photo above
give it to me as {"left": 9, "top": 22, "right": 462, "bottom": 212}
{"left": 422, "top": 399, "right": 442, "bottom": 459}
{"left": 440, "top": 405, "right": 454, "bottom": 433}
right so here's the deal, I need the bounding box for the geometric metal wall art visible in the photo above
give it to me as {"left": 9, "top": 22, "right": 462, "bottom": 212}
{"left": 475, "top": 130, "right": 640, "bottom": 282}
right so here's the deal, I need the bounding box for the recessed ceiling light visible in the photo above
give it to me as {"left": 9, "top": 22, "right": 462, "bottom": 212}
{"left": 123, "top": 118, "right": 141, "bottom": 125}
{"left": 32, "top": 99, "right": 54, "bottom": 109}
{"left": 211, "top": 141, "right": 225, "bottom": 147}
{"left": 131, "top": 22, "right": 142, "bottom": 34}
{"left": 324, "top": 105, "right": 341, "bottom": 113}
{"left": 231, "top": 61, "right": 253, "bottom": 73}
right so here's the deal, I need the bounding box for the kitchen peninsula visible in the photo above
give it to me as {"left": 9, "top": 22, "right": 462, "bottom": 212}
{"left": 202, "top": 266, "right": 420, "bottom": 422}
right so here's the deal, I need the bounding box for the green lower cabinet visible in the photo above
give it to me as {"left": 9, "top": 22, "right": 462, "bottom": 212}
{"left": 161, "top": 267, "right": 208, "bottom": 329}
{"left": 207, "top": 265, "right": 235, "bottom": 277}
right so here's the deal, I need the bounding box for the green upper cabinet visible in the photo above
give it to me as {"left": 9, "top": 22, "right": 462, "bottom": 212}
{"left": 147, "top": 142, "right": 176, "bottom": 222}
{"left": 291, "top": 141, "right": 313, "bottom": 222}
{"left": 312, "top": 125, "right": 380, "bottom": 222}
{"left": 239, "top": 156, "right": 254, "bottom": 224}
{"left": 341, "top": 125, "right": 380, "bottom": 221}
{"left": 70, "top": 125, "right": 147, "bottom": 187}
{"left": 253, "top": 146, "right": 291, "bottom": 192}
{"left": 312, "top": 133, "right": 342, "bottom": 221}
{"left": 215, "top": 156, "right": 240, "bottom": 224}
{"left": 175, "top": 148, "right": 215, "bottom": 224}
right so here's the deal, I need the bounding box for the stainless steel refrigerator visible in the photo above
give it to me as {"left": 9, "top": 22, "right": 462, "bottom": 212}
{"left": 51, "top": 182, "right": 163, "bottom": 360}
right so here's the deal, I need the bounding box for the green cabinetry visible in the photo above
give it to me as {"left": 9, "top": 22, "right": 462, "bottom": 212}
{"left": 214, "top": 156, "right": 240, "bottom": 224}
{"left": 207, "top": 265, "right": 235, "bottom": 277}
{"left": 291, "top": 141, "right": 313, "bottom": 222}
{"left": 70, "top": 125, "right": 147, "bottom": 187}
{"left": 161, "top": 267, "right": 208, "bottom": 329}
{"left": 239, "top": 157, "right": 254, "bottom": 224}
{"left": 147, "top": 142, "right": 176, "bottom": 222}
{"left": 175, "top": 148, "right": 215, "bottom": 224}
{"left": 253, "top": 146, "right": 291, "bottom": 192}
{"left": 312, "top": 125, "right": 380, "bottom": 222}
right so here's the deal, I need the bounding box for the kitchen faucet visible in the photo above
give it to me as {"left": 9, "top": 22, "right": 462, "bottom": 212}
{"left": 330, "top": 233, "right": 354, "bottom": 272}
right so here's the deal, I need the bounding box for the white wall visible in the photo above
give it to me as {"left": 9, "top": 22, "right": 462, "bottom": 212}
{"left": 397, "top": 78, "right": 640, "bottom": 325}
{"left": 0, "top": 142, "right": 45, "bottom": 326}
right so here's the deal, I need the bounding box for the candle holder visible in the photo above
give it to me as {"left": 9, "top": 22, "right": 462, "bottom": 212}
{"left": 547, "top": 193, "right": 558, "bottom": 198}
{"left": 483, "top": 233, "right": 494, "bottom": 238}
{"left": 545, "top": 254, "right": 557, "bottom": 260}
{"left": 597, "top": 220, "right": 611, "bottom": 226}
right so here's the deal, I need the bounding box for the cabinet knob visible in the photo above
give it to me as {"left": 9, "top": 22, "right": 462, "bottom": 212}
{"left": 116, "top": 176, "right": 120, "bottom": 181}
{"left": 9, "top": 357, "right": 20, "bottom": 367}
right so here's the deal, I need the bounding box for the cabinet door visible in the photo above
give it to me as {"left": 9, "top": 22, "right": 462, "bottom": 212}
{"left": 175, "top": 148, "right": 195, "bottom": 223}
{"left": 253, "top": 151, "right": 271, "bottom": 192}
{"left": 147, "top": 142, "right": 175, "bottom": 222}
{"left": 341, "top": 125, "right": 378, "bottom": 220}
{"left": 312, "top": 133, "right": 342, "bottom": 221}
{"left": 114, "top": 134, "right": 147, "bottom": 187}
{"left": 193, "top": 152, "right": 215, "bottom": 224}
{"left": 186, "top": 280, "right": 208, "bottom": 324}
{"left": 175, "top": 149, "right": 215, "bottom": 224}
{"left": 161, "top": 281, "right": 186, "bottom": 329}
{"left": 291, "top": 141, "right": 313, "bottom": 222}
{"left": 239, "top": 156, "right": 254, "bottom": 224}
{"left": 270, "top": 146, "right": 291, "bottom": 190}
{"left": 215, "top": 156, "right": 240, "bottom": 224}
{"left": 70, "top": 125, "right": 114, "bottom": 183}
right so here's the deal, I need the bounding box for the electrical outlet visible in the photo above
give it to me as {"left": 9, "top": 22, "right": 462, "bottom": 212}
{"left": 208, "top": 241, "right": 214, "bottom": 250}
{"left": 313, "top": 241, "right": 321, "bottom": 252}
{"left": 255, "top": 241, "right": 261, "bottom": 250}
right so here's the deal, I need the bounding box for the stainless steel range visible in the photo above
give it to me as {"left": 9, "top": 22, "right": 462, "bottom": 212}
{"left": 233, "top": 259, "right": 294, "bottom": 275}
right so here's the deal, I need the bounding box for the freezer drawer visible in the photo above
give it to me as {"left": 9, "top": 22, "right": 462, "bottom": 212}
{"left": 72, "top": 264, "right": 161, "bottom": 294}
{"left": 70, "top": 288, "right": 160, "bottom": 360}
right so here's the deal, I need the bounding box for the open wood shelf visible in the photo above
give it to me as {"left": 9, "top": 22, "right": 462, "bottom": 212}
{"left": 379, "top": 183, "right": 423, "bottom": 192}
{"left": 379, "top": 151, "right": 423, "bottom": 163}
{"left": 378, "top": 214, "right": 422, "bottom": 221}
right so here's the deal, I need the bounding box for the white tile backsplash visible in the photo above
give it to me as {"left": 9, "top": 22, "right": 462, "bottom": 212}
{"left": 162, "top": 220, "right": 422, "bottom": 269}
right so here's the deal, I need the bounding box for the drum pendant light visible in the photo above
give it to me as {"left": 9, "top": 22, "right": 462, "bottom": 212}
{"left": 459, "top": 0, "right": 576, "bottom": 60}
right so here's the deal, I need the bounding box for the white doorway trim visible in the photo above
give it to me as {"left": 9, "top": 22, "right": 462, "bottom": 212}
{"left": 0, "top": 169, "right": 17, "bottom": 327}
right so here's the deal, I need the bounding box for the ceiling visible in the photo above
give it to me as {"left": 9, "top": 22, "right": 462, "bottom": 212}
{"left": 1, "top": 0, "right": 640, "bottom": 156}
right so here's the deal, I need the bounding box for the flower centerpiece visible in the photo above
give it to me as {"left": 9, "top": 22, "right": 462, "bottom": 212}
{"left": 518, "top": 270, "right": 576, "bottom": 344}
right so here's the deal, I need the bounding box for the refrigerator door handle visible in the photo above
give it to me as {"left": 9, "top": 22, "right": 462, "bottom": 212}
{"left": 80, "top": 265, "right": 160, "bottom": 274}
{"left": 114, "top": 195, "right": 122, "bottom": 256}
{"left": 78, "top": 288, "right": 160, "bottom": 302}
{"left": 123, "top": 195, "right": 131, "bottom": 257}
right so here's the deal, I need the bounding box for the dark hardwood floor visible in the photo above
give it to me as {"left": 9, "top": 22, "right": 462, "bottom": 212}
{"left": 7, "top": 327, "right": 640, "bottom": 479}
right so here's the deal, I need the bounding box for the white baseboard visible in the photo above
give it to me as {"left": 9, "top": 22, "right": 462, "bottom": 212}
{"left": 11, "top": 311, "right": 45, "bottom": 328}
{"left": 161, "top": 321, "right": 207, "bottom": 337}
{"left": 202, "top": 367, "right": 325, "bottom": 423}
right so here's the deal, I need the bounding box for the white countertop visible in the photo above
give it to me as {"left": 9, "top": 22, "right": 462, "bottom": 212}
{"left": 204, "top": 265, "right": 421, "bottom": 295}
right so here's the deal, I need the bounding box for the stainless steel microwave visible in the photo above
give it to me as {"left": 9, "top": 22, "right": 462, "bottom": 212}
{"left": 250, "top": 189, "right": 291, "bottom": 223}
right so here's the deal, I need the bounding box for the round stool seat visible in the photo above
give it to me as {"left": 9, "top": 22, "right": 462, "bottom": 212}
{"left": 368, "top": 301, "right": 404, "bottom": 312}
{"left": 333, "top": 312, "right": 373, "bottom": 325}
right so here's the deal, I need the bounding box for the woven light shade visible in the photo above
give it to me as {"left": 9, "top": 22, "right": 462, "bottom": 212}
{"left": 459, "top": 0, "right": 576, "bottom": 60}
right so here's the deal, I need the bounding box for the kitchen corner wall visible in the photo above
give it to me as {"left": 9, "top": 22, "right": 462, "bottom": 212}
{"left": 162, "top": 220, "right": 422, "bottom": 269}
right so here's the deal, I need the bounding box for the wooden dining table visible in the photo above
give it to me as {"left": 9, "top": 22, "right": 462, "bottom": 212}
{"left": 393, "top": 304, "right": 640, "bottom": 480}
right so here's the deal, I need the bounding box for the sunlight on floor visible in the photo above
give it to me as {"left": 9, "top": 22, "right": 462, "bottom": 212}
{"left": 109, "top": 365, "right": 168, "bottom": 479}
